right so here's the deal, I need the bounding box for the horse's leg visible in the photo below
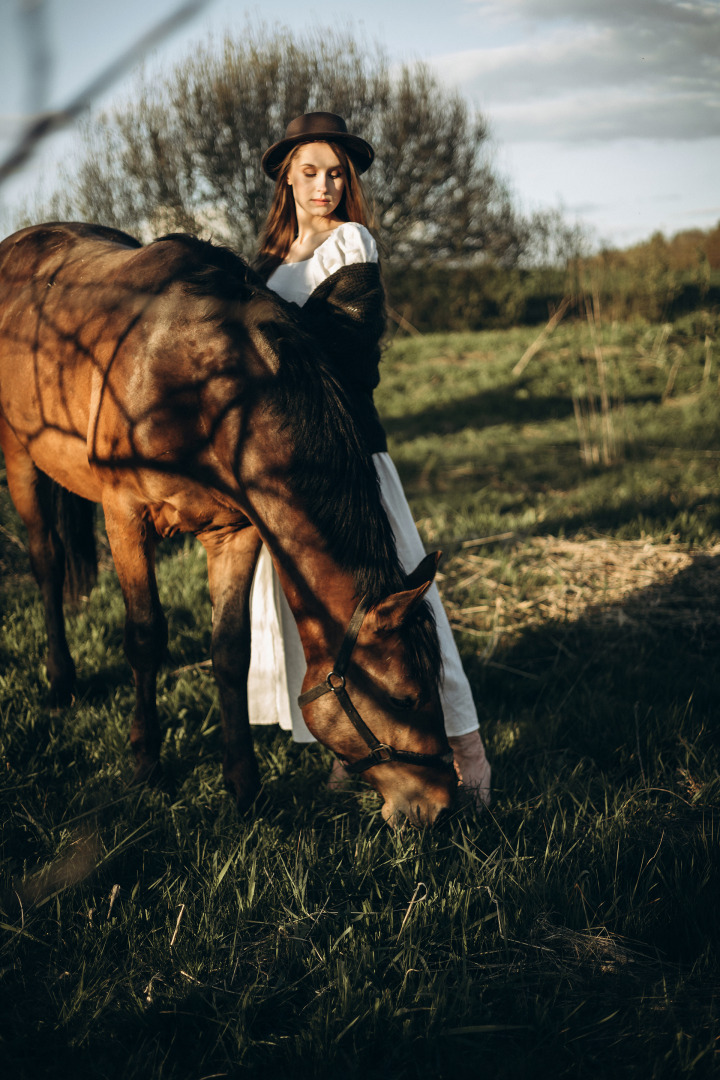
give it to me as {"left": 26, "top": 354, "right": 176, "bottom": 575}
{"left": 0, "top": 421, "right": 75, "bottom": 705}
{"left": 102, "top": 494, "right": 167, "bottom": 783}
{"left": 199, "top": 525, "right": 263, "bottom": 811}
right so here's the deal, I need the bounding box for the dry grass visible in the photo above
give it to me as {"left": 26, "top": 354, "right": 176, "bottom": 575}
{"left": 440, "top": 536, "right": 720, "bottom": 650}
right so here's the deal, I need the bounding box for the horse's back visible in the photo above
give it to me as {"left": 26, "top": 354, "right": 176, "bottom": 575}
{"left": 0, "top": 223, "right": 279, "bottom": 514}
{"left": 0, "top": 220, "right": 142, "bottom": 252}
{"left": 0, "top": 222, "right": 238, "bottom": 397}
{"left": 0, "top": 222, "right": 241, "bottom": 303}
{"left": 0, "top": 221, "right": 142, "bottom": 280}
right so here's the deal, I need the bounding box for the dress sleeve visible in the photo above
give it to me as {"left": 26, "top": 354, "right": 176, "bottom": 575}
{"left": 314, "top": 223, "right": 378, "bottom": 277}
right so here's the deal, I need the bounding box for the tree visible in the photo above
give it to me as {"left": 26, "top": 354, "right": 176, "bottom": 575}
{"left": 43, "top": 26, "right": 528, "bottom": 267}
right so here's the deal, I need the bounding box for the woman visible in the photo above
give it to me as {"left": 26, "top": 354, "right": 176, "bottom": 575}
{"left": 248, "top": 112, "right": 491, "bottom": 806}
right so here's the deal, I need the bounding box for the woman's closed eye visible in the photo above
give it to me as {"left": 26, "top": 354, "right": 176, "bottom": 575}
{"left": 302, "top": 168, "right": 342, "bottom": 179}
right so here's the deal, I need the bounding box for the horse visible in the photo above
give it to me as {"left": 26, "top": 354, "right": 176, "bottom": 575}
{"left": 0, "top": 222, "right": 457, "bottom": 825}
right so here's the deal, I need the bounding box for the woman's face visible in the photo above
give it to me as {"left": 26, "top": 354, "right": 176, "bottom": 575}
{"left": 287, "top": 142, "right": 345, "bottom": 223}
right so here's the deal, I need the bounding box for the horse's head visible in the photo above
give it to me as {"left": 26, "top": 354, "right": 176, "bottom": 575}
{"left": 299, "top": 553, "right": 458, "bottom": 826}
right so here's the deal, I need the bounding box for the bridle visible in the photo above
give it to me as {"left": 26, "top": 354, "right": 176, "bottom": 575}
{"left": 298, "top": 594, "right": 455, "bottom": 776}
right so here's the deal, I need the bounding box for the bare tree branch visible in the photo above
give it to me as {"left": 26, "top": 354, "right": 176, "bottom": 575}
{"left": 0, "top": 0, "right": 211, "bottom": 187}
{"left": 19, "top": 0, "right": 52, "bottom": 115}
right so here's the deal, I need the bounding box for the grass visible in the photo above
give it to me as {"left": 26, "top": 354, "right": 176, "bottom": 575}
{"left": 1, "top": 314, "right": 719, "bottom": 1079}
{"left": 382, "top": 312, "right": 720, "bottom": 546}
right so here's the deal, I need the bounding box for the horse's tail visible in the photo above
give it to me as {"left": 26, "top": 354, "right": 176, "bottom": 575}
{"left": 48, "top": 479, "right": 98, "bottom": 604}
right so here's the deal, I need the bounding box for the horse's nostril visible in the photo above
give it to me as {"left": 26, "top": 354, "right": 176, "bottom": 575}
{"left": 433, "top": 807, "right": 452, "bottom": 829}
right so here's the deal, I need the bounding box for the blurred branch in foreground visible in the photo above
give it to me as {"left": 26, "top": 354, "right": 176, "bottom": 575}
{"left": 19, "top": 0, "right": 52, "bottom": 115}
{"left": 0, "top": 0, "right": 210, "bottom": 188}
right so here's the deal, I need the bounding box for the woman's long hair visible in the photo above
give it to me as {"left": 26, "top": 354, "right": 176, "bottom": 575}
{"left": 254, "top": 141, "right": 374, "bottom": 281}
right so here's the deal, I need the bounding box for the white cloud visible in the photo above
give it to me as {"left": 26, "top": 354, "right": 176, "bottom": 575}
{"left": 485, "top": 86, "right": 720, "bottom": 142}
{"left": 436, "top": 0, "right": 720, "bottom": 141}
{"left": 466, "top": 0, "right": 719, "bottom": 37}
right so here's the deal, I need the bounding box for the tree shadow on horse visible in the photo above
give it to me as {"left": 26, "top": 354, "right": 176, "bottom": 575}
{"left": 0, "top": 222, "right": 456, "bottom": 826}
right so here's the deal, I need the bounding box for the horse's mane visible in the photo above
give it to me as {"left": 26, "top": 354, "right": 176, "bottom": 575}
{"left": 151, "top": 233, "right": 442, "bottom": 691}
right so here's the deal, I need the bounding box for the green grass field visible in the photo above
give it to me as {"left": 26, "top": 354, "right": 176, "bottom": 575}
{"left": 1, "top": 313, "right": 719, "bottom": 1079}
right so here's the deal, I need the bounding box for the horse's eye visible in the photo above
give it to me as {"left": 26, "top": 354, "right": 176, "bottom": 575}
{"left": 388, "top": 695, "right": 417, "bottom": 711}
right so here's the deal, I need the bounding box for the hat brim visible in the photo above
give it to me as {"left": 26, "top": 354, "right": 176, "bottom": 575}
{"left": 262, "top": 131, "right": 374, "bottom": 179}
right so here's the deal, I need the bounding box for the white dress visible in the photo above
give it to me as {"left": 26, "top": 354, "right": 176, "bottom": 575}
{"left": 248, "top": 222, "right": 480, "bottom": 742}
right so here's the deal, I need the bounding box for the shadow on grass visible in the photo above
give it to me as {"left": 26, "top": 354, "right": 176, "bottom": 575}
{"left": 74, "top": 664, "right": 135, "bottom": 702}
{"left": 455, "top": 557, "right": 720, "bottom": 980}
{"left": 474, "top": 549, "right": 720, "bottom": 720}
{"left": 469, "top": 550, "right": 720, "bottom": 952}
{"left": 396, "top": 442, "right": 720, "bottom": 546}
{"left": 538, "top": 491, "right": 720, "bottom": 540}
{"left": 382, "top": 380, "right": 662, "bottom": 442}
{"left": 1, "top": 559, "right": 719, "bottom": 1079}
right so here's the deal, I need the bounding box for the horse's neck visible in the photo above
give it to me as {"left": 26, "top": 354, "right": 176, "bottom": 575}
{"left": 259, "top": 523, "right": 359, "bottom": 663}
{"left": 228, "top": 401, "right": 362, "bottom": 657}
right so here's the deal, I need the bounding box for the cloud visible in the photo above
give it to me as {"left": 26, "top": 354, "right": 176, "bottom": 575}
{"left": 466, "top": 0, "right": 719, "bottom": 44}
{"left": 435, "top": 0, "right": 720, "bottom": 141}
{"left": 487, "top": 86, "right": 720, "bottom": 142}
{"left": 679, "top": 204, "right": 720, "bottom": 217}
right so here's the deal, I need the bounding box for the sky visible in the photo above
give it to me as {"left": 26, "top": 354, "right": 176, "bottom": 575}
{"left": 0, "top": 0, "right": 719, "bottom": 249}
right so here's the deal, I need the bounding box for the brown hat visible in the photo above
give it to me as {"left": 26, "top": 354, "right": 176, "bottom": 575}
{"left": 261, "top": 112, "right": 374, "bottom": 179}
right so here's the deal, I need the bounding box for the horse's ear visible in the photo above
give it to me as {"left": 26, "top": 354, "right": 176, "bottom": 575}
{"left": 404, "top": 551, "right": 441, "bottom": 590}
{"left": 369, "top": 551, "right": 441, "bottom": 634}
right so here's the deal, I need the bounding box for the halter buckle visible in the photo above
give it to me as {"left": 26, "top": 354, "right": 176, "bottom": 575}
{"left": 326, "top": 671, "right": 346, "bottom": 692}
{"left": 372, "top": 744, "right": 394, "bottom": 763}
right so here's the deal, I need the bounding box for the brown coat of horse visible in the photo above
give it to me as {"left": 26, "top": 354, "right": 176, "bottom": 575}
{"left": 0, "top": 222, "right": 456, "bottom": 824}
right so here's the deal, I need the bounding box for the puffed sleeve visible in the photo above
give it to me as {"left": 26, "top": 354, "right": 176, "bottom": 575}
{"left": 314, "top": 223, "right": 378, "bottom": 277}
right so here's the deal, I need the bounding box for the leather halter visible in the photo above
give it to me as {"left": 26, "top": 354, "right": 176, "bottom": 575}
{"left": 297, "top": 594, "right": 454, "bottom": 776}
